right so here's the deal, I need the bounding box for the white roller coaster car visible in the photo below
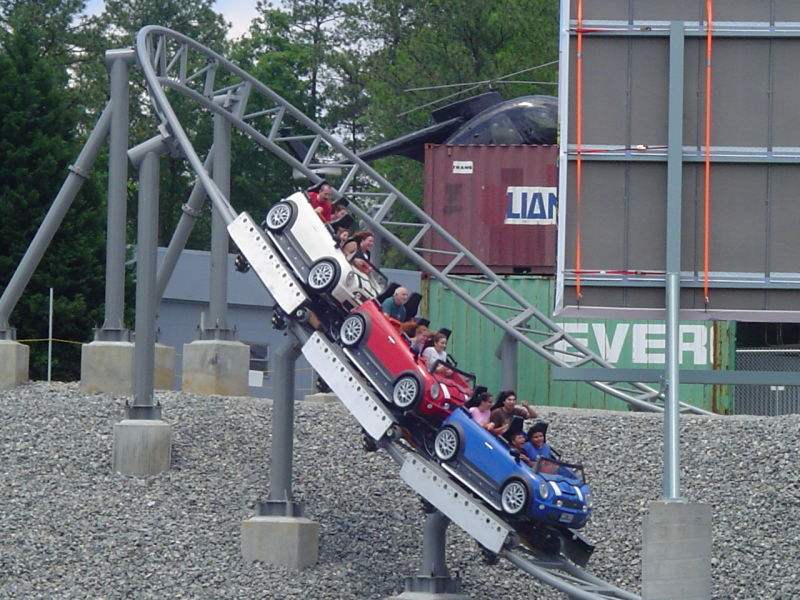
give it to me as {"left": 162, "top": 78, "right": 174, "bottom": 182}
{"left": 263, "top": 191, "right": 388, "bottom": 315}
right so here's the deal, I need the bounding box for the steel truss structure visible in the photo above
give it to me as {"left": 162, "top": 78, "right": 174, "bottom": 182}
{"left": 134, "top": 25, "right": 711, "bottom": 416}
{"left": 132, "top": 26, "right": 649, "bottom": 597}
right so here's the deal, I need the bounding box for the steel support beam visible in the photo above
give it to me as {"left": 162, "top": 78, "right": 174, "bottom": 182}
{"left": 202, "top": 106, "right": 233, "bottom": 340}
{"left": 551, "top": 367, "right": 800, "bottom": 386}
{"left": 257, "top": 333, "right": 304, "bottom": 517}
{"left": 126, "top": 135, "right": 170, "bottom": 419}
{"left": 663, "top": 21, "right": 685, "bottom": 500}
{"left": 98, "top": 48, "right": 136, "bottom": 341}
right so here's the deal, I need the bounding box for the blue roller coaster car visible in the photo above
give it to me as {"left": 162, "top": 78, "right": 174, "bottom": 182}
{"left": 432, "top": 407, "right": 593, "bottom": 529}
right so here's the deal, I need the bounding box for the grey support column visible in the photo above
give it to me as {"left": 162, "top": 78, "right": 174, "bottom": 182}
{"left": 496, "top": 333, "right": 518, "bottom": 392}
{"left": 388, "top": 510, "right": 468, "bottom": 599}
{"left": 98, "top": 48, "right": 136, "bottom": 341}
{"left": 204, "top": 109, "right": 232, "bottom": 340}
{"left": 642, "top": 23, "right": 711, "bottom": 600}
{"left": 181, "top": 105, "right": 249, "bottom": 396}
{"left": 260, "top": 333, "right": 303, "bottom": 515}
{"left": 128, "top": 138, "right": 170, "bottom": 417}
{"left": 112, "top": 135, "right": 173, "bottom": 476}
{"left": 241, "top": 332, "right": 319, "bottom": 569}
{"left": 663, "top": 22, "right": 685, "bottom": 502}
{"left": 81, "top": 49, "right": 142, "bottom": 396}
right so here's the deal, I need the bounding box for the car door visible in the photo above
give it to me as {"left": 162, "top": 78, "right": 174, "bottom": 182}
{"left": 461, "top": 425, "right": 508, "bottom": 488}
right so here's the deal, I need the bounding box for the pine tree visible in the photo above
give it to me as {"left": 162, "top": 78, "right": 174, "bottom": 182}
{"left": 0, "top": 18, "right": 106, "bottom": 380}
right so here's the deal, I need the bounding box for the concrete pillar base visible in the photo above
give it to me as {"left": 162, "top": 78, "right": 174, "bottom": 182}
{"left": 303, "top": 392, "right": 339, "bottom": 403}
{"left": 241, "top": 515, "right": 319, "bottom": 570}
{"left": 387, "top": 591, "right": 469, "bottom": 600}
{"left": 642, "top": 500, "right": 712, "bottom": 600}
{"left": 0, "top": 340, "right": 29, "bottom": 390}
{"left": 81, "top": 341, "right": 176, "bottom": 394}
{"left": 112, "top": 419, "right": 172, "bottom": 475}
{"left": 182, "top": 339, "right": 249, "bottom": 396}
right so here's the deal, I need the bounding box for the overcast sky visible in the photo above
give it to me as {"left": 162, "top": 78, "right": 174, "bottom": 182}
{"left": 83, "top": 1, "right": 260, "bottom": 38}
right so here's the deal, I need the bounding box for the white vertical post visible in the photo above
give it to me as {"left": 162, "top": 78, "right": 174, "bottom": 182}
{"left": 47, "top": 287, "right": 53, "bottom": 383}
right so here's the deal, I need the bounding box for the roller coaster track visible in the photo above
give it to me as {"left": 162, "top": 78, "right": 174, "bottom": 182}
{"left": 134, "top": 25, "right": 711, "bottom": 416}
{"left": 134, "top": 27, "right": 648, "bottom": 596}
{"left": 300, "top": 325, "right": 641, "bottom": 600}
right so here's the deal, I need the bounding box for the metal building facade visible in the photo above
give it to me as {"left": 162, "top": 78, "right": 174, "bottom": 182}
{"left": 423, "top": 144, "right": 558, "bottom": 275}
{"left": 425, "top": 276, "right": 735, "bottom": 413}
{"left": 557, "top": 0, "right": 800, "bottom": 321}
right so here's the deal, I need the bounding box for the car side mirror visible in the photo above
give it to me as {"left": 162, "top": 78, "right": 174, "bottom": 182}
{"left": 510, "top": 448, "right": 521, "bottom": 462}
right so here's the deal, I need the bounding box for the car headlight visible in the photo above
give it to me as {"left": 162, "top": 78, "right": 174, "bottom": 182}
{"left": 584, "top": 491, "right": 593, "bottom": 509}
{"left": 538, "top": 481, "right": 550, "bottom": 499}
{"left": 430, "top": 383, "right": 440, "bottom": 399}
{"left": 345, "top": 271, "right": 356, "bottom": 287}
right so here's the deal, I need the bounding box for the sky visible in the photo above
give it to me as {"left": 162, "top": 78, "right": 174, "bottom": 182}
{"left": 83, "top": 1, "right": 261, "bottom": 39}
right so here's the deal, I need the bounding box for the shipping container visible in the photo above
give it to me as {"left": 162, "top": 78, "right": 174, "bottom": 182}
{"left": 424, "top": 276, "right": 735, "bottom": 413}
{"left": 423, "top": 145, "right": 558, "bottom": 275}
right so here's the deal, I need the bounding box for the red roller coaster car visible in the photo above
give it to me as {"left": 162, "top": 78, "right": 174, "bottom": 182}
{"left": 338, "top": 300, "right": 474, "bottom": 424}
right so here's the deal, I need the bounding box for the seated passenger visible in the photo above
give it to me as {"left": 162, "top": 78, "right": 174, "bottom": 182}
{"left": 331, "top": 202, "right": 348, "bottom": 223}
{"left": 335, "top": 225, "right": 351, "bottom": 250}
{"left": 402, "top": 322, "right": 429, "bottom": 357}
{"left": 382, "top": 286, "right": 409, "bottom": 321}
{"left": 468, "top": 391, "right": 493, "bottom": 429}
{"left": 523, "top": 421, "right": 553, "bottom": 462}
{"left": 488, "top": 390, "right": 537, "bottom": 437}
{"left": 307, "top": 181, "right": 333, "bottom": 222}
{"left": 510, "top": 432, "right": 535, "bottom": 467}
{"left": 349, "top": 230, "right": 375, "bottom": 262}
{"left": 346, "top": 230, "right": 375, "bottom": 274}
{"left": 422, "top": 332, "right": 453, "bottom": 376}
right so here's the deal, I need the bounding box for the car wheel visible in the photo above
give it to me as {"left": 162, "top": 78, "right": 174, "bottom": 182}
{"left": 434, "top": 426, "right": 459, "bottom": 462}
{"left": 501, "top": 480, "right": 529, "bottom": 516}
{"left": 422, "top": 430, "right": 437, "bottom": 458}
{"left": 392, "top": 374, "right": 421, "bottom": 410}
{"left": 307, "top": 259, "right": 338, "bottom": 292}
{"left": 265, "top": 201, "right": 293, "bottom": 231}
{"left": 340, "top": 314, "right": 366, "bottom": 347}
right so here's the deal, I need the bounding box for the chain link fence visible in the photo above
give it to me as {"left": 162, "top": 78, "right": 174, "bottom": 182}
{"left": 734, "top": 349, "right": 800, "bottom": 416}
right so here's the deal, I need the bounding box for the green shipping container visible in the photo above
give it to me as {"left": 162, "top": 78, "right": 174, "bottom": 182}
{"left": 424, "top": 276, "right": 735, "bottom": 413}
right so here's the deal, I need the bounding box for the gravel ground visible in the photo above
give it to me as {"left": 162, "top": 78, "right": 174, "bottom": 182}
{"left": 1, "top": 381, "right": 798, "bottom": 599}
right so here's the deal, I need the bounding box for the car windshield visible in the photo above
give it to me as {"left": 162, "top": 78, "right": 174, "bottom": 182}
{"left": 366, "top": 263, "right": 388, "bottom": 294}
{"left": 534, "top": 457, "right": 586, "bottom": 484}
{"left": 347, "top": 255, "right": 388, "bottom": 295}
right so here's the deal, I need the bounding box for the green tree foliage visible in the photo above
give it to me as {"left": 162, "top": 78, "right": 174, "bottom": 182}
{"left": 0, "top": 0, "right": 559, "bottom": 379}
{"left": 0, "top": 18, "right": 106, "bottom": 380}
{"left": 333, "top": 0, "right": 558, "bottom": 266}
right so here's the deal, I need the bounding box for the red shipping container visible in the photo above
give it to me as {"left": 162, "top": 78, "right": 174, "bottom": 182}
{"left": 423, "top": 144, "right": 558, "bottom": 275}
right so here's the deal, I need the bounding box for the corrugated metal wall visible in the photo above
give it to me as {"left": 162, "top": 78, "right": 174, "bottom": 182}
{"left": 425, "top": 276, "right": 735, "bottom": 413}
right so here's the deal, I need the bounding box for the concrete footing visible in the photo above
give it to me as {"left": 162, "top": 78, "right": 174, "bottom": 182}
{"left": 386, "top": 585, "right": 470, "bottom": 600}
{"left": 642, "top": 500, "right": 712, "bottom": 600}
{"left": 387, "top": 594, "right": 469, "bottom": 600}
{"left": 0, "top": 340, "right": 29, "bottom": 390}
{"left": 112, "top": 419, "right": 172, "bottom": 475}
{"left": 303, "top": 392, "right": 339, "bottom": 403}
{"left": 182, "top": 339, "right": 249, "bottom": 396}
{"left": 241, "top": 515, "right": 319, "bottom": 569}
{"left": 80, "top": 341, "right": 175, "bottom": 394}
